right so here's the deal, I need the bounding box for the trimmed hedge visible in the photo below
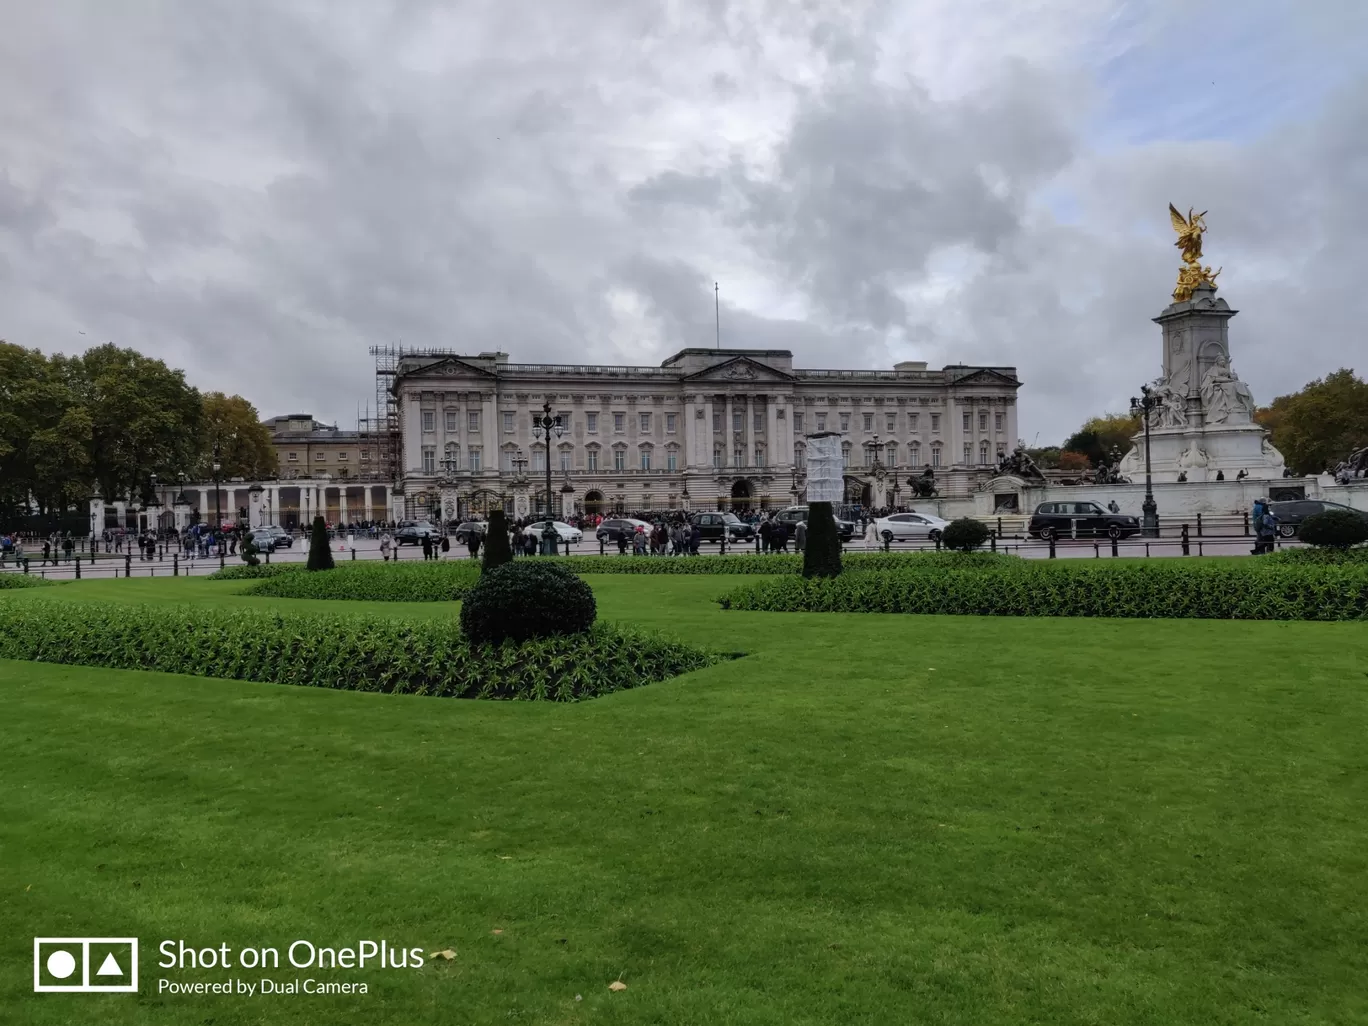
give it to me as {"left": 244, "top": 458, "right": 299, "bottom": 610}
{"left": 460, "top": 561, "right": 596, "bottom": 644}
{"left": 1267, "top": 546, "right": 1368, "bottom": 565}
{"left": 246, "top": 561, "right": 480, "bottom": 602}
{"left": 718, "top": 560, "right": 1368, "bottom": 621}
{"left": 0, "top": 599, "right": 721, "bottom": 700}
{"left": 208, "top": 563, "right": 305, "bottom": 581}
{"left": 1299, "top": 509, "right": 1368, "bottom": 549}
{"left": 0, "top": 573, "right": 58, "bottom": 589}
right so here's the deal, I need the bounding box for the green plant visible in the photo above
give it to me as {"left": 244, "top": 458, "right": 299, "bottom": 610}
{"left": 306, "top": 515, "right": 335, "bottom": 572}
{"left": 207, "top": 563, "right": 305, "bottom": 580}
{"left": 482, "top": 509, "right": 513, "bottom": 574}
{"left": 247, "top": 561, "right": 480, "bottom": 602}
{"left": 240, "top": 534, "right": 260, "bottom": 567}
{"left": 718, "top": 560, "right": 1368, "bottom": 621}
{"left": 1297, "top": 509, "right": 1368, "bottom": 549}
{"left": 0, "top": 598, "right": 716, "bottom": 700}
{"left": 0, "top": 573, "right": 57, "bottom": 589}
{"left": 942, "top": 517, "right": 990, "bottom": 552}
{"left": 460, "top": 561, "right": 596, "bottom": 644}
{"left": 1266, "top": 545, "right": 1368, "bottom": 565}
{"left": 802, "top": 502, "right": 843, "bottom": 578}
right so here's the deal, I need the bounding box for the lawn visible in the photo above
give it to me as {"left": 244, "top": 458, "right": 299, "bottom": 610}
{"left": 3, "top": 574, "right": 1367, "bottom": 1025}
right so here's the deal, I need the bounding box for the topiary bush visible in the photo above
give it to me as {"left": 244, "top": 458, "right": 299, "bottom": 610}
{"left": 306, "top": 515, "right": 334, "bottom": 571}
{"left": 240, "top": 534, "right": 261, "bottom": 567}
{"left": 942, "top": 517, "right": 990, "bottom": 552}
{"left": 1298, "top": 509, "right": 1368, "bottom": 549}
{"left": 802, "top": 502, "right": 843, "bottom": 578}
{"left": 482, "top": 509, "right": 513, "bottom": 574}
{"left": 460, "top": 560, "right": 596, "bottom": 644}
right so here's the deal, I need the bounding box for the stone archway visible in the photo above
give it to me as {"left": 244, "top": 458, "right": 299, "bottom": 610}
{"left": 583, "top": 489, "right": 605, "bottom": 516}
{"left": 730, "top": 479, "right": 753, "bottom": 512}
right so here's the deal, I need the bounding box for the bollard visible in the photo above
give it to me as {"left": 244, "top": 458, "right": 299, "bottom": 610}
{"left": 22, "top": 558, "right": 29, "bottom": 574}
{"left": 352, "top": 548, "right": 356, "bottom": 560}
{"left": 1196, "top": 513, "right": 1203, "bottom": 537}
{"left": 1180, "top": 523, "right": 1190, "bottom": 556}
{"left": 720, "top": 535, "right": 726, "bottom": 555}
{"left": 883, "top": 535, "right": 890, "bottom": 553}
{"left": 990, "top": 531, "right": 996, "bottom": 553}
{"left": 1145, "top": 542, "right": 1150, "bottom": 557}
{"left": 935, "top": 535, "right": 942, "bottom": 552}
{"left": 755, "top": 534, "right": 761, "bottom": 554}
{"left": 997, "top": 516, "right": 1003, "bottom": 537}
{"left": 599, "top": 536, "right": 605, "bottom": 556}
{"left": 1198, "top": 539, "right": 1204, "bottom": 557}
{"left": 1111, "top": 536, "right": 1119, "bottom": 557}
{"left": 1243, "top": 511, "right": 1250, "bottom": 536}
{"left": 1048, "top": 536, "right": 1056, "bottom": 559}
{"left": 1094, "top": 542, "right": 1100, "bottom": 558}
{"left": 75, "top": 557, "right": 81, "bottom": 579}
{"left": 125, "top": 554, "right": 131, "bottom": 577}
{"left": 174, "top": 553, "right": 179, "bottom": 576}
{"left": 265, "top": 549, "right": 271, "bottom": 564}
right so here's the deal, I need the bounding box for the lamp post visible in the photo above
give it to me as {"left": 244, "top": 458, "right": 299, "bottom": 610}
{"left": 531, "top": 402, "right": 564, "bottom": 554}
{"left": 1129, "top": 386, "right": 1160, "bottom": 537}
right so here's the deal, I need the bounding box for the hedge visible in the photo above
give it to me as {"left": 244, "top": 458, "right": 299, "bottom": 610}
{"left": 246, "top": 561, "right": 480, "bottom": 602}
{"left": 208, "top": 563, "right": 305, "bottom": 581}
{"left": 718, "top": 560, "right": 1368, "bottom": 621}
{"left": 0, "top": 599, "right": 721, "bottom": 700}
{"left": 0, "top": 573, "right": 58, "bottom": 589}
{"left": 1267, "top": 545, "right": 1368, "bottom": 565}
{"left": 460, "top": 561, "right": 596, "bottom": 643}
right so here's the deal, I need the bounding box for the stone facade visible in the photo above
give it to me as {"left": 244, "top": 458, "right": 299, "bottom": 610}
{"left": 264, "top": 414, "right": 379, "bottom": 481}
{"left": 392, "top": 348, "right": 1021, "bottom": 517}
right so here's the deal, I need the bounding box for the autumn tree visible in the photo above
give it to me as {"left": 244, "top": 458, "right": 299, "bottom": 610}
{"left": 200, "top": 392, "right": 278, "bottom": 479}
{"left": 1062, "top": 412, "right": 1141, "bottom": 467}
{"left": 1257, "top": 369, "right": 1368, "bottom": 475}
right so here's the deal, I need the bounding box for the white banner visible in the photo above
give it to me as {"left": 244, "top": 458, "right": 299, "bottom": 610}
{"left": 805, "top": 432, "right": 844, "bottom": 504}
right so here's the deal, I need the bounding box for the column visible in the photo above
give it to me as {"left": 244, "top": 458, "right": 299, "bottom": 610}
{"left": 199, "top": 490, "right": 209, "bottom": 523}
{"left": 726, "top": 395, "right": 735, "bottom": 469}
{"left": 700, "top": 397, "right": 713, "bottom": 469}
{"left": 363, "top": 487, "right": 373, "bottom": 523}
{"left": 682, "top": 395, "right": 695, "bottom": 469}
{"left": 482, "top": 391, "right": 498, "bottom": 476}
{"left": 403, "top": 391, "right": 422, "bottom": 475}
{"left": 767, "top": 397, "right": 780, "bottom": 470}
{"left": 744, "top": 395, "right": 754, "bottom": 469}
{"left": 339, "top": 488, "right": 348, "bottom": 526}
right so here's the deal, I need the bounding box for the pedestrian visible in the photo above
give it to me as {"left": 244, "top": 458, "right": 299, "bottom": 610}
{"left": 41, "top": 539, "right": 51, "bottom": 565}
{"left": 864, "top": 518, "right": 879, "bottom": 549}
{"left": 467, "top": 530, "right": 482, "bottom": 560}
{"left": 440, "top": 534, "right": 450, "bottom": 558}
{"left": 380, "top": 531, "right": 393, "bottom": 561}
{"left": 795, "top": 519, "right": 807, "bottom": 553}
{"left": 421, "top": 534, "right": 433, "bottom": 561}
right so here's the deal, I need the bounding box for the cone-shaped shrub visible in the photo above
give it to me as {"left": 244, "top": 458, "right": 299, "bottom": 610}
{"left": 482, "top": 509, "right": 513, "bottom": 574}
{"left": 802, "top": 501, "right": 843, "bottom": 578}
{"left": 306, "top": 515, "right": 334, "bottom": 571}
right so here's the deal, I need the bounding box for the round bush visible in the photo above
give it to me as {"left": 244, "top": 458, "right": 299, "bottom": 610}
{"left": 1298, "top": 508, "right": 1368, "bottom": 549}
{"left": 459, "top": 560, "right": 596, "bottom": 645}
{"left": 942, "top": 517, "right": 990, "bottom": 552}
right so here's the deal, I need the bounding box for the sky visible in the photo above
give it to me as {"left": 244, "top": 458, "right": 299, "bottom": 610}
{"left": 2, "top": 0, "right": 1365, "bottom": 446}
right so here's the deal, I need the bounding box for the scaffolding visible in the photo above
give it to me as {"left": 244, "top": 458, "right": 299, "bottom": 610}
{"left": 367, "top": 345, "right": 457, "bottom": 518}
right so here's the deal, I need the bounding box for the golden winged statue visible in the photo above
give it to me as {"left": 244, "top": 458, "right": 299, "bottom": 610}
{"left": 1169, "top": 203, "right": 1221, "bottom": 302}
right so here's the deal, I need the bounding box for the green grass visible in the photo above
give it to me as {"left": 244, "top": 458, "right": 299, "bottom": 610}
{"left": 3, "top": 575, "right": 1367, "bottom": 1024}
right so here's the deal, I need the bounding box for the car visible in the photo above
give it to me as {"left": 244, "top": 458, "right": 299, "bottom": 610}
{"left": 690, "top": 511, "right": 755, "bottom": 543}
{"left": 248, "top": 525, "right": 291, "bottom": 551}
{"left": 1028, "top": 501, "right": 1141, "bottom": 541}
{"left": 872, "top": 511, "right": 951, "bottom": 542}
{"left": 771, "top": 505, "right": 858, "bottom": 541}
{"left": 595, "top": 518, "right": 651, "bottom": 543}
{"left": 394, "top": 521, "right": 439, "bottom": 545}
{"left": 452, "top": 520, "right": 486, "bottom": 544}
{"left": 1268, "top": 499, "right": 1368, "bottom": 538}
{"left": 522, "top": 520, "right": 583, "bottom": 543}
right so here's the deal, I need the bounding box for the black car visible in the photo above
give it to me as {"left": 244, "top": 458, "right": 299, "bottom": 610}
{"left": 689, "top": 511, "right": 755, "bottom": 543}
{"left": 452, "top": 520, "right": 486, "bottom": 544}
{"left": 1028, "top": 501, "right": 1141, "bottom": 541}
{"left": 595, "top": 518, "right": 651, "bottom": 543}
{"left": 771, "top": 506, "right": 857, "bottom": 541}
{"left": 1268, "top": 499, "right": 1368, "bottom": 538}
{"left": 394, "top": 521, "right": 439, "bottom": 545}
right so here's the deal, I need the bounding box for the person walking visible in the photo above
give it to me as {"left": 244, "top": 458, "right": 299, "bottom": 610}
{"left": 466, "top": 529, "right": 482, "bottom": 561}
{"left": 421, "top": 533, "right": 433, "bottom": 561}
{"left": 795, "top": 519, "right": 807, "bottom": 553}
{"left": 440, "top": 534, "right": 450, "bottom": 559}
{"left": 379, "top": 530, "right": 393, "bottom": 561}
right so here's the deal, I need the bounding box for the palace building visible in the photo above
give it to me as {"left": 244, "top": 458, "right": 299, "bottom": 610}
{"left": 391, "top": 348, "right": 1021, "bottom": 518}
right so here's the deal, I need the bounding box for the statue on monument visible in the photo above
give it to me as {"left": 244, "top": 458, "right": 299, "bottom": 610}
{"left": 994, "top": 443, "right": 1045, "bottom": 483}
{"left": 1199, "top": 356, "right": 1255, "bottom": 424}
{"left": 1169, "top": 204, "right": 1223, "bottom": 302}
{"left": 908, "top": 465, "right": 939, "bottom": 498}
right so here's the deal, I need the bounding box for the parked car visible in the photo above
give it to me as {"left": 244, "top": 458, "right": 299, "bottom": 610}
{"left": 1028, "top": 501, "right": 1141, "bottom": 541}
{"left": 248, "top": 525, "right": 291, "bottom": 551}
{"left": 522, "top": 520, "right": 583, "bottom": 543}
{"left": 452, "top": 520, "right": 486, "bottom": 544}
{"left": 1268, "top": 499, "right": 1368, "bottom": 538}
{"left": 394, "top": 521, "right": 440, "bottom": 545}
{"left": 771, "top": 505, "right": 858, "bottom": 541}
{"left": 690, "top": 511, "right": 755, "bottom": 543}
{"left": 595, "top": 517, "right": 651, "bottom": 543}
{"left": 872, "top": 511, "right": 951, "bottom": 542}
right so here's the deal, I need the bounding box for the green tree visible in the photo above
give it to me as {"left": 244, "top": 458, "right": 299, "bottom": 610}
{"left": 1258, "top": 369, "right": 1368, "bottom": 475}
{"left": 1026, "top": 446, "right": 1061, "bottom": 470}
{"left": 0, "top": 342, "right": 93, "bottom": 524}
{"left": 306, "top": 515, "right": 335, "bottom": 571}
{"left": 1062, "top": 412, "right": 1141, "bottom": 466}
{"left": 201, "top": 393, "right": 278, "bottom": 479}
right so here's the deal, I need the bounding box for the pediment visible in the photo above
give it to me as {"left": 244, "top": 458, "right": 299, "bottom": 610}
{"left": 949, "top": 367, "right": 1020, "bottom": 387}
{"left": 682, "top": 356, "right": 795, "bottom": 383}
{"left": 404, "top": 356, "right": 498, "bottom": 379}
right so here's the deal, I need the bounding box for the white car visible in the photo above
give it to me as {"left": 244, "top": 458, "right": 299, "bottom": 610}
{"left": 521, "top": 520, "right": 583, "bottom": 544}
{"left": 873, "top": 512, "right": 950, "bottom": 542}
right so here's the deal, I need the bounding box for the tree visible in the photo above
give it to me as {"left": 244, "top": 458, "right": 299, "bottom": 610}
{"left": 1062, "top": 412, "right": 1141, "bottom": 466}
{"left": 306, "top": 514, "right": 335, "bottom": 571}
{"left": 802, "top": 502, "right": 843, "bottom": 578}
{"left": 1257, "top": 369, "right": 1368, "bottom": 475}
{"left": 0, "top": 342, "right": 93, "bottom": 526}
{"left": 1058, "top": 451, "right": 1091, "bottom": 472}
{"left": 482, "top": 510, "right": 513, "bottom": 573}
{"left": 1026, "top": 446, "right": 1061, "bottom": 470}
{"left": 200, "top": 393, "right": 278, "bottom": 479}
{"left": 942, "top": 518, "right": 990, "bottom": 552}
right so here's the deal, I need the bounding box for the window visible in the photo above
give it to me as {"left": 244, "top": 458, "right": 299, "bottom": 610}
{"left": 713, "top": 445, "right": 723, "bottom": 469}
{"left": 863, "top": 413, "right": 873, "bottom": 431}
{"left": 503, "top": 411, "right": 514, "bottom": 433}
{"left": 315, "top": 451, "right": 326, "bottom": 461}
{"left": 613, "top": 412, "right": 625, "bottom": 432}
{"left": 979, "top": 412, "right": 988, "bottom": 431}
{"left": 560, "top": 450, "right": 571, "bottom": 472}
{"left": 733, "top": 446, "right": 743, "bottom": 467}
{"left": 842, "top": 444, "right": 851, "bottom": 468}
{"left": 613, "top": 449, "right": 626, "bottom": 471}
{"left": 886, "top": 413, "right": 897, "bottom": 432}
{"left": 558, "top": 412, "right": 570, "bottom": 431}
{"left": 979, "top": 443, "right": 989, "bottom": 465}
{"left": 910, "top": 413, "right": 919, "bottom": 430}
{"left": 360, "top": 451, "right": 370, "bottom": 462}
{"left": 446, "top": 411, "right": 457, "bottom": 433}
{"left": 666, "top": 413, "right": 676, "bottom": 433}
{"left": 468, "top": 411, "right": 480, "bottom": 432}
{"left": 501, "top": 449, "right": 514, "bottom": 472}
{"left": 733, "top": 411, "right": 743, "bottom": 431}
{"left": 641, "top": 494, "right": 652, "bottom": 510}
{"left": 754, "top": 447, "right": 765, "bottom": 467}
{"left": 995, "top": 412, "right": 1004, "bottom": 431}
{"left": 713, "top": 411, "right": 722, "bottom": 431}
{"left": 533, "top": 450, "right": 545, "bottom": 472}
{"left": 931, "top": 445, "right": 941, "bottom": 468}
{"left": 754, "top": 410, "right": 764, "bottom": 431}
{"left": 931, "top": 413, "right": 941, "bottom": 432}
{"left": 886, "top": 443, "right": 898, "bottom": 467}
{"left": 963, "top": 412, "right": 971, "bottom": 431}
{"left": 640, "top": 412, "right": 651, "bottom": 432}
{"left": 287, "top": 452, "right": 298, "bottom": 462}
{"left": 587, "top": 449, "right": 599, "bottom": 471}
{"left": 963, "top": 443, "right": 972, "bottom": 463}
{"left": 793, "top": 412, "right": 803, "bottom": 432}
{"left": 338, "top": 451, "right": 348, "bottom": 461}
{"left": 910, "top": 442, "right": 921, "bottom": 465}
{"left": 840, "top": 413, "right": 850, "bottom": 432}
{"left": 587, "top": 412, "right": 598, "bottom": 433}
{"left": 640, "top": 449, "right": 651, "bottom": 471}
{"left": 421, "top": 447, "right": 435, "bottom": 474}
{"left": 794, "top": 445, "right": 805, "bottom": 469}
{"left": 667, "top": 450, "right": 677, "bottom": 471}
{"left": 816, "top": 413, "right": 826, "bottom": 430}
{"left": 469, "top": 448, "right": 481, "bottom": 472}
{"left": 422, "top": 410, "right": 435, "bottom": 433}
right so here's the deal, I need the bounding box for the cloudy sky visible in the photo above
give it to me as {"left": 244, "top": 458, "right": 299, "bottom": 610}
{"left": 2, "top": 0, "right": 1365, "bottom": 444}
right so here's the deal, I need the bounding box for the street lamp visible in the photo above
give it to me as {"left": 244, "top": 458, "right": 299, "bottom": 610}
{"left": 1129, "top": 386, "right": 1160, "bottom": 537}
{"left": 531, "top": 402, "right": 564, "bottom": 554}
